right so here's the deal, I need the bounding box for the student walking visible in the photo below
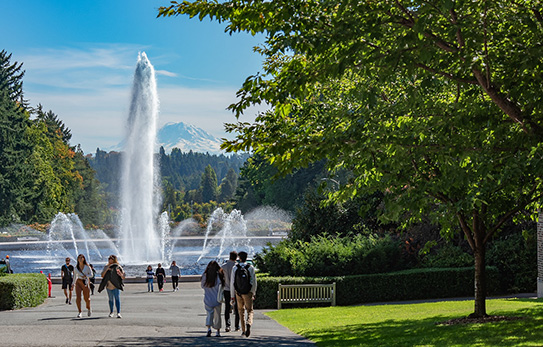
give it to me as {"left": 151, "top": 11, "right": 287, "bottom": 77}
{"left": 155, "top": 263, "right": 166, "bottom": 292}
{"left": 99, "top": 255, "right": 125, "bottom": 318}
{"left": 221, "top": 251, "right": 239, "bottom": 332}
{"left": 170, "top": 261, "right": 180, "bottom": 291}
{"left": 89, "top": 264, "right": 96, "bottom": 295}
{"left": 146, "top": 265, "right": 154, "bottom": 292}
{"left": 201, "top": 260, "right": 225, "bottom": 337}
{"left": 74, "top": 254, "right": 93, "bottom": 318}
{"left": 60, "top": 257, "right": 74, "bottom": 305}
{"left": 231, "top": 251, "right": 257, "bottom": 337}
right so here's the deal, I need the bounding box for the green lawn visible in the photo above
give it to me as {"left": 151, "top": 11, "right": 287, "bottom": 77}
{"left": 266, "top": 298, "right": 543, "bottom": 346}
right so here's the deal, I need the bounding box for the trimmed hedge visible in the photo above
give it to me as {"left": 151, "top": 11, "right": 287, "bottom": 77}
{"left": 0, "top": 273, "right": 48, "bottom": 310}
{"left": 254, "top": 267, "right": 500, "bottom": 309}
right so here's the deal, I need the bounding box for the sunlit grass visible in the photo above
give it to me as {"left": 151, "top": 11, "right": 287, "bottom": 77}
{"left": 266, "top": 298, "right": 543, "bottom": 346}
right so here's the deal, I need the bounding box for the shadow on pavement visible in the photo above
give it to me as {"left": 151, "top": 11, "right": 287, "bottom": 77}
{"left": 98, "top": 335, "right": 315, "bottom": 346}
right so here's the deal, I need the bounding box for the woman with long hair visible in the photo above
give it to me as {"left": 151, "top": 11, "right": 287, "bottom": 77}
{"left": 201, "top": 260, "right": 225, "bottom": 337}
{"left": 99, "top": 255, "right": 125, "bottom": 318}
{"left": 74, "top": 254, "right": 93, "bottom": 318}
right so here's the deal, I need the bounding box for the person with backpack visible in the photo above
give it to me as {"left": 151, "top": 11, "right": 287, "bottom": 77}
{"left": 60, "top": 257, "right": 74, "bottom": 305}
{"left": 230, "top": 251, "right": 257, "bottom": 337}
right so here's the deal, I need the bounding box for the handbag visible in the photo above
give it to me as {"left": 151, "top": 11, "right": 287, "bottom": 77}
{"left": 217, "top": 284, "right": 225, "bottom": 303}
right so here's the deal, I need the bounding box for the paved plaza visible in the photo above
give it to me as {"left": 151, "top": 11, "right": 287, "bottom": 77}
{"left": 0, "top": 281, "right": 315, "bottom": 346}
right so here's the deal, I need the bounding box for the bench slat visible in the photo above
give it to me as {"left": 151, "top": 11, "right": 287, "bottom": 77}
{"left": 277, "top": 282, "right": 336, "bottom": 309}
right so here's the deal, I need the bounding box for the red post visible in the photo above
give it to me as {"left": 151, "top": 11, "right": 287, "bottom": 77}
{"left": 47, "top": 273, "right": 52, "bottom": 297}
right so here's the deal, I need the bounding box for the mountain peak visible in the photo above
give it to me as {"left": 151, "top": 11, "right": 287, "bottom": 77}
{"left": 157, "top": 122, "right": 223, "bottom": 154}
{"left": 106, "top": 122, "right": 224, "bottom": 154}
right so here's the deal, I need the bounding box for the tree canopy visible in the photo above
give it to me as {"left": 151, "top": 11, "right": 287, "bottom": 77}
{"left": 0, "top": 51, "right": 108, "bottom": 227}
{"left": 159, "top": 0, "right": 543, "bottom": 317}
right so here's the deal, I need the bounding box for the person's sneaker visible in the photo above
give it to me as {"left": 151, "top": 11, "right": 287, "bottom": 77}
{"left": 108, "top": 312, "right": 114, "bottom": 318}
{"left": 68, "top": 300, "right": 72, "bottom": 305}
{"left": 77, "top": 312, "right": 82, "bottom": 318}
{"left": 215, "top": 331, "right": 221, "bottom": 337}
{"left": 65, "top": 298, "right": 68, "bottom": 304}
{"left": 206, "top": 329, "right": 212, "bottom": 337}
{"left": 225, "top": 326, "right": 231, "bottom": 332}
{"left": 117, "top": 313, "right": 122, "bottom": 319}
{"left": 87, "top": 309, "right": 92, "bottom": 317}
{"left": 246, "top": 324, "right": 251, "bottom": 337}
{"left": 235, "top": 327, "right": 240, "bottom": 332}
{"left": 241, "top": 331, "right": 246, "bottom": 337}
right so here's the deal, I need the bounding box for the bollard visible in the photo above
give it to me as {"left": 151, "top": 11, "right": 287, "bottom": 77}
{"left": 46, "top": 273, "right": 52, "bottom": 297}
{"left": 40, "top": 271, "right": 52, "bottom": 297}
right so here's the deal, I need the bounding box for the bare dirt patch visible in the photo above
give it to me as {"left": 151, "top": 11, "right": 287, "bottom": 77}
{"left": 437, "top": 315, "right": 526, "bottom": 326}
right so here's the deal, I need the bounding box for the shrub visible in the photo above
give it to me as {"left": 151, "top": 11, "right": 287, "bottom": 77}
{"left": 0, "top": 273, "right": 48, "bottom": 310}
{"left": 487, "top": 229, "right": 537, "bottom": 293}
{"left": 421, "top": 243, "right": 473, "bottom": 268}
{"left": 254, "top": 234, "right": 406, "bottom": 277}
{"left": 255, "top": 267, "right": 500, "bottom": 309}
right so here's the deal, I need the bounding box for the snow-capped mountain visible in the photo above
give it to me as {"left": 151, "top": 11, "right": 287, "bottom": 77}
{"left": 157, "top": 122, "right": 224, "bottom": 154}
{"left": 105, "top": 122, "right": 224, "bottom": 154}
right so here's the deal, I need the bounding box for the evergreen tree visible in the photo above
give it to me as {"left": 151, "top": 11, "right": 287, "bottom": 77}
{"left": 200, "top": 165, "right": 218, "bottom": 202}
{"left": 0, "top": 50, "right": 25, "bottom": 105}
{"left": 219, "top": 168, "right": 238, "bottom": 202}
{"left": 0, "top": 52, "right": 35, "bottom": 226}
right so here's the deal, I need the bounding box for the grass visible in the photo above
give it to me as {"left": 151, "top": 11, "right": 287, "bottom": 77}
{"left": 265, "top": 298, "right": 543, "bottom": 346}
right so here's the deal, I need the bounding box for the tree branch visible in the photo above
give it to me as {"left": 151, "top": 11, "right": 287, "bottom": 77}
{"left": 471, "top": 69, "right": 533, "bottom": 134}
{"left": 484, "top": 183, "right": 543, "bottom": 243}
{"left": 415, "top": 63, "right": 478, "bottom": 84}
{"left": 457, "top": 212, "right": 476, "bottom": 250}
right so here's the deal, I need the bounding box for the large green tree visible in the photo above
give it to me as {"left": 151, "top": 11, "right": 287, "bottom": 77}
{"left": 0, "top": 51, "right": 35, "bottom": 225}
{"left": 159, "top": 1, "right": 543, "bottom": 317}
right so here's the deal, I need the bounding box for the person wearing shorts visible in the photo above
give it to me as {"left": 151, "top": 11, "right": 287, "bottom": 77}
{"left": 61, "top": 257, "right": 74, "bottom": 304}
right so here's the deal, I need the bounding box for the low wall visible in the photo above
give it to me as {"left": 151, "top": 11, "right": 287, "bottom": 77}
{"left": 50, "top": 275, "right": 201, "bottom": 285}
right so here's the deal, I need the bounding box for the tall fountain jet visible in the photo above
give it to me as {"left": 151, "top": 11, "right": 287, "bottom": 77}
{"left": 119, "top": 52, "right": 162, "bottom": 263}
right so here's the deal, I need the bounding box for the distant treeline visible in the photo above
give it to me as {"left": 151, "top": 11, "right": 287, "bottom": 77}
{"left": 87, "top": 148, "right": 249, "bottom": 208}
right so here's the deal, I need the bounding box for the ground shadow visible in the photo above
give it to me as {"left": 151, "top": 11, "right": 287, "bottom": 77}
{"left": 98, "top": 335, "right": 315, "bottom": 346}
{"left": 298, "top": 306, "right": 543, "bottom": 346}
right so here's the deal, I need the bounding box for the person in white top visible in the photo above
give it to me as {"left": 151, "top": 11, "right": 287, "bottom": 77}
{"left": 73, "top": 254, "right": 93, "bottom": 318}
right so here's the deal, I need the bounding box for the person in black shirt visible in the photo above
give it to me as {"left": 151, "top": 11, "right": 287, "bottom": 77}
{"left": 61, "top": 257, "right": 74, "bottom": 304}
{"left": 155, "top": 263, "right": 166, "bottom": 292}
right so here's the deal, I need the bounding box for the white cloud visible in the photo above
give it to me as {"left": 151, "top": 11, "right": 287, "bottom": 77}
{"left": 155, "top": 70, "right": 177, "bottom": 77}
{"left": 20, "top": 45, "right": 266, "bottom": 154}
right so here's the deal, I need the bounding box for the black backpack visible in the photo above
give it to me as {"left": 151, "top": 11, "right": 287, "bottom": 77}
{"left": 234, "top": 264, "right": 252, "bottom": 294}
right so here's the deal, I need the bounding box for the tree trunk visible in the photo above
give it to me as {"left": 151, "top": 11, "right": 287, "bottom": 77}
{"left": 471, "top": 243, "right": 488, "bottom": 318}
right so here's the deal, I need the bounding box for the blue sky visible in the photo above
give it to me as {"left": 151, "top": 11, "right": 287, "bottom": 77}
{"left": 1, "top": 0, "right": 265, "bottom": 154}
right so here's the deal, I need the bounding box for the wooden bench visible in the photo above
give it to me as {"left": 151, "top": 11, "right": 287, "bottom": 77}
{"left": 277, "top": 282, "right": 336, "bottom": 309}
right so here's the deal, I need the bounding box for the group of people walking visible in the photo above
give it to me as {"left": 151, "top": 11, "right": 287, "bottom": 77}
{"left": 145, "top": 261, "right": 180, "bottom": 292}
{"left": 201, "top": 251, "right": 257, "bottom": 338}
{"left": 60, "top": 251, "right": 257, "bottom": 338}
{"left": 61, "top": 254, "right": 125, "bottom": 319}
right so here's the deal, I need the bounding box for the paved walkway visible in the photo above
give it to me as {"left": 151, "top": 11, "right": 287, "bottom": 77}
{"left": 0, "top": 282, "right": 315, "bottom": 346}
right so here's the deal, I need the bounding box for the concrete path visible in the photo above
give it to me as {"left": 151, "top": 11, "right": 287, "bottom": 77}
{"left": 0, "top": 282, "right": 315, "bottom": 346}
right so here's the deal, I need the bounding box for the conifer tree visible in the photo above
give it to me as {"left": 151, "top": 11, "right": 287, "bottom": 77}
{"left": 200, "top": 165, "right": 218, "bottom": 202}
{"left": 0, "top": 52, "right": 34, "bottom": 226}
